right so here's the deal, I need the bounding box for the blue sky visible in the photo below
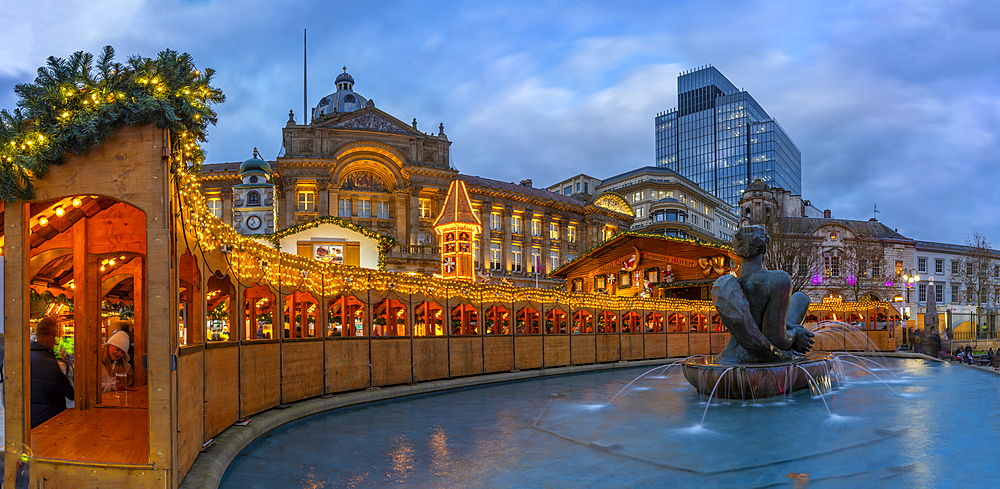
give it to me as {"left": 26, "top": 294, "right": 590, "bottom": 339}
{"left": 2, "top": 0, "right": 998, "bottom": 245}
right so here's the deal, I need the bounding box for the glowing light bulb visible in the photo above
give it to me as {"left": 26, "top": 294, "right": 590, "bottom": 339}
{"left": 38, "top": 217, "right": 48, "bottom": 227}
{"left": 54, "top": 207, "right": 64, "bottom": 217}
{"left": 72, "top": 198, "right": 82, "bottom": 207}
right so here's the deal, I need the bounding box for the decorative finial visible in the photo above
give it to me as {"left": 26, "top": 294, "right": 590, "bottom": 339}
{"left": 343, "top": 66, "right": 347, "bottom": 73}
{"left": 439, "top": 122, "right": 445, "bottom": 136}
{"left": 412, "top": 118, "right": 418, "bottom": 129}
{"left": 253, "top": 147, "right": 260, "bottom": 159}
{"left": 288, "top": 110, "right": 295, "bottom": 123}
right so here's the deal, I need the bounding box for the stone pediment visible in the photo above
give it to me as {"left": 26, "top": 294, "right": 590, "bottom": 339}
{"left": 324, "top": 111, "right": 415, "bottom": 136}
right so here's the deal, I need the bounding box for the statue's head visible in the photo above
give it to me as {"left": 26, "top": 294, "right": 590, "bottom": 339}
{"left": 733, "top": 225, "right": 769, "bottom": 258}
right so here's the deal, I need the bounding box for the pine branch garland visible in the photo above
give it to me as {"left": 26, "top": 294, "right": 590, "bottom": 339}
{"left": 0, "top": 46, "right": 225, "bottom": 201}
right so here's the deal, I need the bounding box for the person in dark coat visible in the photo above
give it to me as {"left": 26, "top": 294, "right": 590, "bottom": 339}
{"left": 30, "top": 317, "right": 74, "bottom": 429}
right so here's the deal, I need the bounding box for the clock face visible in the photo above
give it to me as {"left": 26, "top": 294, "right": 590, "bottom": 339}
{"left": 247, "top": 215, "right": 262, "bottom": 230}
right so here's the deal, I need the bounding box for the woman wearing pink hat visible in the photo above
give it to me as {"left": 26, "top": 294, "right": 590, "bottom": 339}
{"left": 101, "top": 330, "right": 134, "bottom": 394}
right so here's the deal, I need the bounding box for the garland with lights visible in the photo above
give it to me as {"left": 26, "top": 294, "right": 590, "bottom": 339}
{"left": 0, "top": 46, "right": 223, "bottom": 201}
{"left": 262, "top": 216, "right": 398, "bottom": 270}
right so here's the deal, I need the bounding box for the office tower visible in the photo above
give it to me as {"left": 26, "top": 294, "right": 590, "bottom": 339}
{"left": 655, "top": 66, "right": 801, "bottom": 208}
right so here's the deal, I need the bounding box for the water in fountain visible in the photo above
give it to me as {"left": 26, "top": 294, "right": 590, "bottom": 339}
{"left": 220, "top": 356, "right": 998, "bottom": 488}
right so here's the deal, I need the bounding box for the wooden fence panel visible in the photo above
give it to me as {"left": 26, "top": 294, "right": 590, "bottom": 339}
{"left": 450, "top": 337, "right": 483, "bottom": 378}
{"left": 644, "top": 334, "right": 666, "bottom": 359}
{"left": 597, "top": 335, "right": 620, "bottom": 363}
{"left": 371, "top": 339, "right": 412, "bottom": 386}
{"left": 710, "top": 332, "right": 730, "bottom": 354}
{"left": 571, "top": 335, "right": 596, "bottom": 365}
{"left": 689, "top": 332, "right": 711, "bottom": 355}
{"left": 667, "top": 333, "right": 689, "bottom": 358}
{"left": 326, "top": 338, "right": 371, "bottom": 392}
{"left": 483, "top": 335, "right": 514, "bottom": 373}
{"left": 281, "top": 340, "right": 324, "bottom": 403}
{"left": 543, "top": 336, "right": 571, "bottom": 368}
{"left": 515, "top": 336, "right": 543, "bottom": 370}
{"left": 240, "top": 342, "right": 281, "bottom": 417}
{"left": 413, "top": 337, "right": 449, "bottom": 381}
{"left": 177, "top": 349, "right": 204, "bottom": 483}
{"left": 204, "top": 345, "right": 239, "bottom": 440}
{"left": 621, "top": 335, "right": 644, "bottom": 361}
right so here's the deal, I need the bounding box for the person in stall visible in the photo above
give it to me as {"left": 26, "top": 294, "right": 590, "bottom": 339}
{"left": 31, "top": 316, "right": 74, "bottom": 428}
{"left": 101, "top": 331, "right": 134, "bottom": 394}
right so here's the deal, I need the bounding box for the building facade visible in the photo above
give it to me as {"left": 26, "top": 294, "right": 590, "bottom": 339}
{"left": 655, "top": 65, "right": 801, "bottom": 208}
{"left": 595, "top": 166, "right": 738, "bottom": 244}
{"left": 199, "top": 70, "right": 634, "bottom": 283}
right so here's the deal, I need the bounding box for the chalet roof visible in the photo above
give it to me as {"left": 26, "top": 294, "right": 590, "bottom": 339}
{"left": 434, "top": 179, "right": 481, "bottom": 228}
{"left": 781, "top": 217, "right": 911, "bottom": 241}
{"left": 550, "top": 231, "right": 736, "bottom": 279}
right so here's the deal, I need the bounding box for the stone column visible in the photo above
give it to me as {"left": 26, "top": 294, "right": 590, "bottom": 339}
{"left": 221, "top": 188, "right": 233, "bottom": 228}
{"left": 543, "top": 214, "right": 554, "bottom": 274}
{"left": 284, "top": 180, "right": 297, "bottom": 226}
{"left": 409, "top": 189, "right": 420, "bottom": 246}
{"left": 394, "top": 190, "right": 408, "bottom": 244}
{"left": 502, "top": 205, "right": 512, "bottom": 273}
{"left": 329, "top": 188, "right": 340, "bottom": 218}
{"left": 317, "top": 181, "right": 329, "bottom": 216}
{"left": 480, "top": 202, "right": 492, "bottom": 271}
{"left": 559, "top": 219, "right": 568, "bottom": 267}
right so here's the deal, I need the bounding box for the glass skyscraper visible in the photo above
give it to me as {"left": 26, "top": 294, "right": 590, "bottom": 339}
{"left": 655, "top": 66, "right": 801, "bottom": 209}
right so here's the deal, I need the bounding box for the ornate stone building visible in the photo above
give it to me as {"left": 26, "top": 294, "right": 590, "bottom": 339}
{"left": 199, "top": 70, "right": 634, "bottom": 283}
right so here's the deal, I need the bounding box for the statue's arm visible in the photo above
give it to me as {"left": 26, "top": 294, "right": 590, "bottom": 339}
{"left": 762, "top": 272, "right": 793, "bottom": 350}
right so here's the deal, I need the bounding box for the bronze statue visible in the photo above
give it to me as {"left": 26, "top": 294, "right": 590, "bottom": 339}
{"left": 712, "top": 225, "right": 815, "bottom": 363}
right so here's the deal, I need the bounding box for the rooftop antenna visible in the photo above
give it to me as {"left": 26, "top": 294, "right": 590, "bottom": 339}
{"left": 873, "top": 203, "right": 880, "bottom": 220}
{"left": 303, "top": 29, "right": 307, "bottom": 124}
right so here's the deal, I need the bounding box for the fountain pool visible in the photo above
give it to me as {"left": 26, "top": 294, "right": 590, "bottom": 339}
{"left": 220, "top": 357, "right": 998, "bottom": 488}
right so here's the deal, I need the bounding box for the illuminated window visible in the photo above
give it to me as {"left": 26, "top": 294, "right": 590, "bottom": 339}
{"left": 338, "top": 199, "right": 351, "bottom": 217}
{"left": 567, "top": 226, "right": 577, "bottom": 243}
{"left": 549, "top": 249, "right": 559, "bottom": 271}
{"left": 825, "top": 256, "right": 840, "bottom": 278}
{"left": 357, "top": 199, "right": 371, "bottom": 218}
{"left": 549, "top": 222, "right": 559, "bottom": 240}
{"left": 511, "top": 244, "right": 522, "bottom": 272}
{"left": 895, "top": 260, "right": 903, "bottom": 276}
{"left": 490, "top": 212, "right": 501, "bottom": 231}
{"left": 297, "top": 191, "right": 315, "bottom": 212}
{"left": 490, "top": 242, "right": 502, "bottom": 270}
{"left": 206, "top": 197, "right": 222, "bottom": 218}
{"left": 419, "top": 198, "right": 433, "bottom": 218}
{"left": 531, "top": 219, "right": 541, "bottom": 237}
{"left": 531, "top": 247, "right": 541, "bottom": 273}
{"left": 376, "top": 201, "right": 389, "bottom": 219}
{"left": 511, "top": 215, "right": 523, "bottom": 234}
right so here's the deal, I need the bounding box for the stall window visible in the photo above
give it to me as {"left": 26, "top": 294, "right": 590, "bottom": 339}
{"left": 283, "top": 292, "right": 319, "bottom": 338}
{"left": 573, "top": 310, "right": 594, "bottom": 333}
{"left": 328, "top": 295, "right": 365, "bottom": 337}
{"left": 244, "top": 284, "right": 276, "bottom": 340}
{"left": 546, "top": 308, "right": 568, "bottom": 334}
{"left": 451, "top": 304, "right": 479, "bottom": 335}
{"left": 516, "top": 307, "right": 541, "bottom": 334}
{"left": 414, "top": 301, "right": 445, "bottom": 336}
{"left": 484, "top": 305, "right": 510, "bottom": 335}
{"left": 645, "top": 313, "right": 664, "bottom": 332}
{"left": 373, "top": 299, "right": 407, "bottom": 337}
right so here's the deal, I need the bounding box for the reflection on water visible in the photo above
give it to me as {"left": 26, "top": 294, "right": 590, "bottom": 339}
{"left": 220, "top": 358, "right": 999, "bottom": 488}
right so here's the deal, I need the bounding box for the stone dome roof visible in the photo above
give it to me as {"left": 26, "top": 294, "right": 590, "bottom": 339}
{"left": 239, "top": 149, "right": 271, "bottom": 175}
{"left": 745, "top": 178, "right": 770, "bottom": 193}
{"left": 313, "top": 67, "right": 370, "bottom": 120}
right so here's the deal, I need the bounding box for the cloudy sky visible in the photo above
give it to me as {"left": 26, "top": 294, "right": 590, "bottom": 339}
{"left": 1, "top": 0, "right": 997, "bottom": 245}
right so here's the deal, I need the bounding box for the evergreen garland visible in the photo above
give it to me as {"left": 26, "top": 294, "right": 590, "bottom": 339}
{"left": 262, "top": 215, "right": 399, "bottom": 270}
{"left": 0, "top": 45, "right": 224, "bottom": 201}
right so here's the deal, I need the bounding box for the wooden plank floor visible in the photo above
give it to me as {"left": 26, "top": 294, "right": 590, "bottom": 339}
{"left": 31, "top": 407, "right": 149, "bottom": 465}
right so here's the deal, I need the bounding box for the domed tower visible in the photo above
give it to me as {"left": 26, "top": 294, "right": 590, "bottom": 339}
{"left": 738, "top": 178, "right": 778, "bottom": 225}
{"left": 233, "top": 148, "right": 276, "bottom": 235}
{"left": 311, "top": 67, "right": 372, "bottom": 122}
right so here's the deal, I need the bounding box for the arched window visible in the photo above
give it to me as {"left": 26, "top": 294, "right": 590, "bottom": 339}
{"left": 247, "top": 191, "right": 260, "bottom": 206}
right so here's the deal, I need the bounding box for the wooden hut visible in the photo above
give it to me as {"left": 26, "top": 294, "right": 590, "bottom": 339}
{"left": 5, "top": 125, "right": 174, "bottom": 486}
{"left": 550, "top": 232, "right": 740, "bottom": 301}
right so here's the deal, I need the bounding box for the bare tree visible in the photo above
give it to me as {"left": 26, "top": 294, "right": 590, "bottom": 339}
{"left": 954, "top": 231, "right": 1000, "bottom": 343}
{"left": 758, "top": 212, "right": 822, "bottom": 295}
{"left": 839, "top": 233, "right": 893, "bottom": 302}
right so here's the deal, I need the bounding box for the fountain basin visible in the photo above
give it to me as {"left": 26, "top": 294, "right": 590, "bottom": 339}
{"left": 682, "top": 352, "right": 835, "bottom": 399}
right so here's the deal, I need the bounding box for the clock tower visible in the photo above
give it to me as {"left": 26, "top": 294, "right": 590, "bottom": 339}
{"left": 233, "top": 148, "right": 276, "bottom": 235}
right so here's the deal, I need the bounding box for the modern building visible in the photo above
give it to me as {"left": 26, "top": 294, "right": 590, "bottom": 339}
{"left": 199, "top": 69, "right": 634, "bottom": 284}
{"left": 595, "top": 166, "right": 738, "bottom": 244}
{"left": 655, "top": 65, "right": 801, "bottom": 208}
